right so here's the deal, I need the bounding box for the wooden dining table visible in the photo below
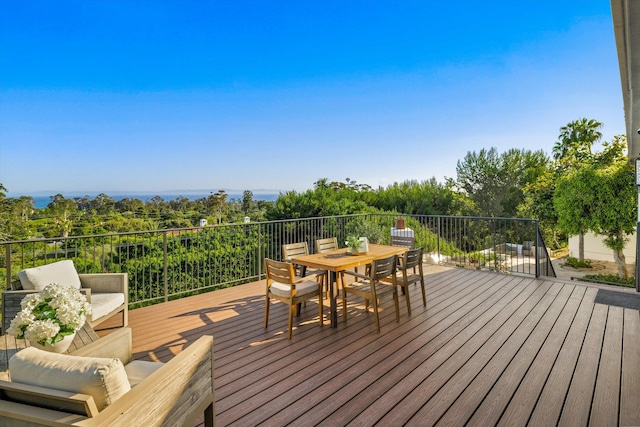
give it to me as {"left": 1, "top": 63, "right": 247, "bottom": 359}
{"left": 291, "top": 243, "right": 407, "bottom": 327}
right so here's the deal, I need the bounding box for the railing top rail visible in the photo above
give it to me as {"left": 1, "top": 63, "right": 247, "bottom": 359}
{"left": 1, "top": 213, "right": 554, "bottom": 306}
{"left": 0, "top": 213, "right": 539, "bottom": 246}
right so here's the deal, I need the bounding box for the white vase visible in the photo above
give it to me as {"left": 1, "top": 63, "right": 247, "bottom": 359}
{"left": 31, "top": 332, "right": 76, "bottom": 353}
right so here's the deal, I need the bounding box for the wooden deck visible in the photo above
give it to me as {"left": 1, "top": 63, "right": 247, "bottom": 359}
{"left": 99, "top": 265, "right": 640, "bottom": 426}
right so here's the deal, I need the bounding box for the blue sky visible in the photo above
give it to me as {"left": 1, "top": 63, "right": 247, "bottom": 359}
{"left": 0, "top": 0, "right": 625, "bottom": 197}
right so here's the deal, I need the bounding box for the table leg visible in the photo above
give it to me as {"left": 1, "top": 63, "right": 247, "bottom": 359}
{"left": 328, "top": 271, "right": 337, "bottom": 327}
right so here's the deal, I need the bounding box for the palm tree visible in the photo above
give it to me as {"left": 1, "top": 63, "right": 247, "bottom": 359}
{"left": 553, "top": 118, "right": 603, "bottom": 164}
{"left": 552, "top": 118, "right": 603, "bottom": 261}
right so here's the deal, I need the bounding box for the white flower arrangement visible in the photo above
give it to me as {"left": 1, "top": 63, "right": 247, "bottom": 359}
{"left": 7, "top": 283, "right": 92, "bottom": 346}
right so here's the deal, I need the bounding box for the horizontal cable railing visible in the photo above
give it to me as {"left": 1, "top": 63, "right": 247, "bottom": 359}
{"left": 1, "top": 214, "right": 553, "bottom": 308}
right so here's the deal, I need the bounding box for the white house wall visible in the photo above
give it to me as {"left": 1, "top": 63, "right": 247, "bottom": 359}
{"left": 568, "top": 232, "right": 637, "bottom": 264}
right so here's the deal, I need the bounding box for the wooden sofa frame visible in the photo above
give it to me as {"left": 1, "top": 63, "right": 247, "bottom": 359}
{"left": 2, "top": 273, "right": 129, "bottom": 333}
{"left": 0, "top": 327, "right": 215, "bottom": 426}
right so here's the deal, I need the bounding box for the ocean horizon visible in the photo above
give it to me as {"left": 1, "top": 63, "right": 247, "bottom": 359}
{"left": 18, "top": 191, "right": 281, "bottom": 209}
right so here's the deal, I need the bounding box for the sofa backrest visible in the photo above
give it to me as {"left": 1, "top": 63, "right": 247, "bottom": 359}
{"left": 17, "top": 260, "right": 82, "bottom": 291}
{"left": 9, "top": 347, "right": 131, "bottom": 412}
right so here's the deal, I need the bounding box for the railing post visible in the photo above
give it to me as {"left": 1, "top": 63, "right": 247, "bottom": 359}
{"left": 163, "top": 231, "right": 169, "bottom": 302}
{"left": 636, "top": 222, "right": 640, "bottom": 292}
{"left": 533, "top": 219, "right": 540, "bottom": 279}
{"left": 258, "top": 223, "right": 262, "bottom": 279}
{"left": 437, "top": 216, "right": 441, "bottom": 264}
{"left": 5, "top": 244, "right": 11, "bottom": 290}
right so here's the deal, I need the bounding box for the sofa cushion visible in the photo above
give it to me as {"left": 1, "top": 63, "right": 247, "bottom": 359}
{"left": 17, "top": 260, "right": 82, "bottom": 291}
{"left": 124, "top": 360, "right": 164, "bottom": 387}
{"left": 90, "top": 293, "right": 125, "bottom": 322}
{"left": 270, "top": 279, "right": 319, "bottom": 298}
{"left": 9, "top": 346, "right": 131, "bottom": 411}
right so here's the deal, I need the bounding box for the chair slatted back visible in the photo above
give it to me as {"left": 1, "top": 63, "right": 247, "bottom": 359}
{"left": 403, "top": 247, "right": 423, "bottom": 269}
{"left": 316, "top": 237, "right": 339, "bottom": 253}
{"left": 282, "top": 242, "right": 309, "bottom": 262}
{"left": 264, "top": 258, "right": 295, "bottom": 285}
{"left": 371, "top": 254, "right": 397, "bottom": 280}
{"left": 390, "top": 235, "right": 415, "bottom": 249}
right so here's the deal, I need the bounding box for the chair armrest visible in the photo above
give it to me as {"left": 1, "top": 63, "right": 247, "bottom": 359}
{"left": 79, "top": 287, "right": 91, "bottom": 304}
{"left": 95, "top": 335, "right": 215, "bottom": 427}
{"left": 341, "top": 270, "right": 370, "bottom": 281}
{"left": 79, "top": 273, "right": 128, "bottom": 295}
{"left": 293, "top": 273, "right": 320, "bottom": 284}
{"left": 70, "top": 328, "right": 133, "bottom": 365}
{"left": 0, "top": 380, "right": 99, "bottom": 417}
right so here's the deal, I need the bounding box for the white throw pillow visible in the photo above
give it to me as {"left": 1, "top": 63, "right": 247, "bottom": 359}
{"left": 9, "top": 347, "right": 131, "bottom": 411}
{"left": 17, "top": 260, "right": 82, "bottom": 291}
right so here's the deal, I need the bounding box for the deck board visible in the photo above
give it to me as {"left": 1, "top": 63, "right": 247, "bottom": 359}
{"left": 592, "top": 304, "right": 624, "bottom": 426}
{"left": 95, "top": 264, "right": 640, "bottom": 426}
{"left": 558, "top": 303, "right": 608, "bottom": 426}
{"left": 620, "top": 309, "right": 640, "bottom": 427}
{"left": 526, "top": 286, "right": 598, "bottom": 426}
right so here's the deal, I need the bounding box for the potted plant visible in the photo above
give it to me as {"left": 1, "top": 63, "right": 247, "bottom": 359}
{"left": 7, "top": 283, "right": 92, "bottom": 352}
{"left": 346, "top": 236, "right": 368, "bottom": 254}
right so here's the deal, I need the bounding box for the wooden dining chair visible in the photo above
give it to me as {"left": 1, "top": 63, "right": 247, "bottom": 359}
{"left": 283, "top": 242, "right": 327, "bottom": 299}
{"left": 282, "top": 242, "right": 322, "bottom": 277}
{"left": 264, "top": 258, "right": 323, "bottom": 339}
{"left": 381, "top": 247, "right": 426, "bottom": 316}
{"left": 315, "top": 237, "right": 339, "bottom": 253}
{"left": 390, "top": 235, "right": 416, "bottom": 249}
{"left": 315, "top": 237, "right": 340, "bottom": 296}
{"left": 341, "top": 254, "right": 400, "bottom": 333}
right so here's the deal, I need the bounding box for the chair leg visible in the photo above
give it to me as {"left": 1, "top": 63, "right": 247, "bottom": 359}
{"left": 420, "top": 277, "right": 427, "bottom": 306}
{"left": 371, "top": 296, "right": 381, "bottom": 333}
{"left": 324, "top": 273, "right": 330, "bottom": 299}
{"left": 342, "top": 290, "right": 348, "bottom": 321}
{"left": 204, "top": 402, "right": 215, "bottom": 427}
{"left": 264, "top": 296, "right": 270, "bottom": 328}
{"left": 393, "top": 290, "right": 400, "bottom": 322}
{"left": 288, "top": 304, "right": 295, "bottom": 339}
{"left": 402, "top": 270, "right": 411, "bottom": 315}
{"left": 318, "top": 295, "right": 323, "bottom": 327}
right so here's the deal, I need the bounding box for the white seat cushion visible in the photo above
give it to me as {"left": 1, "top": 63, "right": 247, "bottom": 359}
{"left": 9, "top": 347, "right": 131, "bottom": 411}
{"left": 90, "top": 293, "right": 125, "bottom": 322}
{"left": 124, "top": 360, "right": 164, "bottom": 387}
{"left": 17, "top": 260, "right": 82, "bottom": 291}
{"left": 270, "top": 280, "right": 319, "bottom": 298}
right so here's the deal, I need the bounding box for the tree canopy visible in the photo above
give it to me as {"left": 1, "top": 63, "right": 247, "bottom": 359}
{"left": 554, "top": 134, "right": 635, "bottom": 277}
{"left": 455, "top": 147, "right": 550, "bottom": 217}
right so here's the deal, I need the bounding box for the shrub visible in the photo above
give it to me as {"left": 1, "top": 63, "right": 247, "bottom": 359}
{"left": 563, "top": 257, "right": 592, "bottom": 269}
{"left": 579, "top": 274, "right": 635, "bottom": 288}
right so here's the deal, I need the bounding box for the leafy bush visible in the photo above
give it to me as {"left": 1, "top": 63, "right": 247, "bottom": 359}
{"left": 563, "top": 257, "right": 592, "bottom": 269}
{"left": 579, "top": 274, "right": 635, "bottom": 288}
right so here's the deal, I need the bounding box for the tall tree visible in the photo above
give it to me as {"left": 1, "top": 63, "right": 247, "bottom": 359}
{"left": 242, "top": 190, "right": 254, "bottom": 214}
{"left": 553, "top": 118, "right": 603, "bottom": 164}
{"left": 554, "top": 135, "right": 635, "bottom": 277}
{"left": 207, "top": 190, "right": 227, "bottom": 224}
{"left": 0, "top": 184, "right": 12, "bottom": 240}
{"left": 552, "top": 118, "right": 603, "bottom": 260}
{"left": 518, "top": 167, "right": 562, "bottom": 248}
{"left": 455, "top": 147, "right": 549, "bottom": 217}
{"left": 47, "top": 194, "right": 77, "bottom": 237}
{"left": 90, "top": 193, "right": 116, "bottom": 215}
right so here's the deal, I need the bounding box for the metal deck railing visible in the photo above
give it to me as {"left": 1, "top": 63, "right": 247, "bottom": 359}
{"left": 1, "top": 214, "right": 554, "bottom": 307}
